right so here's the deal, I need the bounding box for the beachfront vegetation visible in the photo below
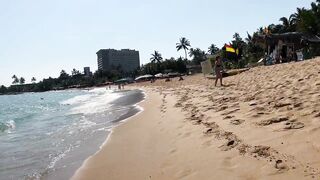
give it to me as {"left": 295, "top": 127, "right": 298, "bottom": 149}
{"left": 139, "top": 56, "right": 187, "bottom": 75}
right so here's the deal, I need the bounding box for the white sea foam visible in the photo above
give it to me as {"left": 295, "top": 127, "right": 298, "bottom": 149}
{"left": 60, "top": 94, "right": 94, "bottom": 106}
{"left": 0, "top": 120, "right": 16, "bottom": 133}
{"left": 62, "top": 88, "right": 123, "bottom": 115}
{"left": 6, "top": 120, "right": 16, "bottom": 129}
{"left": 47, "top": 146, "right": 72, "bottom": 170}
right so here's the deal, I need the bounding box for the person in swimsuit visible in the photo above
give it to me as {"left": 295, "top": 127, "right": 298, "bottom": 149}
{"left": 215, "top": 56, "right": 223, "bottom": 86}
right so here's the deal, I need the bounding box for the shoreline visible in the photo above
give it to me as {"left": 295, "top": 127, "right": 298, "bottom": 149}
{"left": 44, "top": 88, "right": 145, "bottom": 180}
{"left": 70, "top": 87, "right": 147, "bottom": 179}
{"left": 98, "top": 89, "right": 146, "bottom": 150}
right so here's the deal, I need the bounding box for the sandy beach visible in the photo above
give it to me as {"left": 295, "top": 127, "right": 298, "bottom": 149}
{"left": 72, "top": 57, "right": 320, "bottom": 180}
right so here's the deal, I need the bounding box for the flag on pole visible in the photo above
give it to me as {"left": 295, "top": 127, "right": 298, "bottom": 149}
{"left": 225, "top": 44, "right": 236, "bottom": 53}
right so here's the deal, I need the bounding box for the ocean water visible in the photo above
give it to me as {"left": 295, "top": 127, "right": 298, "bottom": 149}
{"left": 0, "top": 88, "right": 144, "bottom": 180}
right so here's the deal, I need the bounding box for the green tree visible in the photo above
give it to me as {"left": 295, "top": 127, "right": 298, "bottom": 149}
{"left": 19, "top": 77, "right": 25, "bottom": 85}
{"left": 279, "top": 16, "right": 295, "bottom": 32}
{"left": 311, "top": 0, "right": 320, "bottom": 36}
{"left": 59, "top": 70, "right": 69, "bottom": 80}
{"left": 150, "top": 51, "right": 163, "bottom": 73}
{"left": 71, "top": 68, "right": 81, "bottom": 76}
{"left": 232, "top": 33, "right": 245, "bottom": 49}
{"left": 189, "top": 48, "right": 206, "bottom": 65}
{"left": 31, "top": 77, "right": 36, "bottom": 83}
{"left": 230, "top": 33, "right": 246, "bottom": 63}
{"left": 12, "top": 75, "right": 19, "bottom": 85}
{"left": 176, "top": 37, "right": 191, "bottom": 60}
{"left": 150, "top": 50, "right": 163, "bottom": 63}
{"left": 267, "top": 24, "right": 283, "bottom": 34}
{"left": 175, "top": 57, "right": 187, "bottom": 73}
{"left": 208, "top": 44, "right": 219, "bottom": 55}
{"left": 243, "top": 32, "right": 264, "bottom": 65}
{"left": 0, "top": 85, "right": 7, "bottom": 94}
{"left": 297, "top": 9, "right": 318, "bottom": 35}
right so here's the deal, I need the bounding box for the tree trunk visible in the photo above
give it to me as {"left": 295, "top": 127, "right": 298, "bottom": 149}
{"left": 184, "top": 49, "right": 187, "bottom": 60}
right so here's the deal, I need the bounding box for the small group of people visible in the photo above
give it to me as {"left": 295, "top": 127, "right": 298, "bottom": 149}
{"left": 106, "top": 84, "right": 125, "bottom": 90}
{"left": 117, "top": 84, "right": 125, "bottom": 90}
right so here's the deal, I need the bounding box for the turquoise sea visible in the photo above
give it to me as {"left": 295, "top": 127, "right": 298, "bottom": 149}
{"left": 0, "top": 88, "right": 144, "bottom": 180}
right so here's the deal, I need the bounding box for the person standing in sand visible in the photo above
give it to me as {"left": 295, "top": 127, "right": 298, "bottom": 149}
{"left": 214, "top": 56, "right": 223, "bottom": 86}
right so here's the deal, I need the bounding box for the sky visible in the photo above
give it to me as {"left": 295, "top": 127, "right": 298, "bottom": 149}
{"left": 0, "top": 0, "right": 315, "bottom": 86}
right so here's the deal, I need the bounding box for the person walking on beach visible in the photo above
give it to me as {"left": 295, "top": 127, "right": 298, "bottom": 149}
{"left": 214, "top": 56, "right": 223, "bottom": 86}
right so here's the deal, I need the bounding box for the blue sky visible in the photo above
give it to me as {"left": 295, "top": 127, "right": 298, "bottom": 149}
{"left": 0, "top": 0, "right": 314, "bottom": 86}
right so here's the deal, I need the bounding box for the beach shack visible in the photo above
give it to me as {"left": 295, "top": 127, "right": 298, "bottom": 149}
{"left": 254, "top": 32, "right": 320, "bottom": 64}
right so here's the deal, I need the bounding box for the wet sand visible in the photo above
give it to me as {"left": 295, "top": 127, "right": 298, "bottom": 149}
{"left": 72, "top": 57, "right": 320, "bottom": 180}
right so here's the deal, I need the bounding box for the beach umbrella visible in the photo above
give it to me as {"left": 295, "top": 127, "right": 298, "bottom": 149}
{"left": 155, "top": 73, "right": 163, "bottom": 78}
{"left": 135, "top": 75, "right": 153, "bottom": 81}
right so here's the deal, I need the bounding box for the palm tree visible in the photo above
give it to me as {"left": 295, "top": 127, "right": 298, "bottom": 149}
{"left": 12, "top": 75, "right": 19, "bottom": 85}
{"left": 189, "top": 48, "right": 206, "bottom": 65}
{"left": 310, "top": 2, "right": 320, "bottom": 35}
{"left": 279, "top": 16, "right": 295, "bottom": 32}
{"left": 294, "top": 7, "right": 318, "bottom": 35}
{"left": 59, "top": 70, "right": 69, "bottom": 80}
{"left": 290, "top": 8, "right": 306, "bottom": 24}
{"left": 150, "top": 51, "right": 163, "bottom": 73}
{"left": 150, "top": 50, "right": 163, "bottom": 63}
{"left": 31, "top": 77, "right": 36, "bottom": 83}
{"left": 176, "top": 37, "right": 191, "bottom": 60}
{"left": 245, "top": 32, "right": 252, "bottom": 43}
{"left": 71, "top": 68, "right": 81, "bottom": 76}
{"left": 19, "top": 77, "right": 25, "bottom": 85}
{"left": 208, "top": 44, "right": 219, "bottom": 55}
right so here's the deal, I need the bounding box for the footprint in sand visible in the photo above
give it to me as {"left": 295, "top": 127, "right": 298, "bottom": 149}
{"left": 283, "top": 121, "right": 304, "bottom": 130}
{"left": 203, "top": 128, "right": 216, "bottom": 135}
{"left": 230, "top": 119, "right": 245, "bottom": 125}
{"left": 219, "top": 139, "right": 239, "bottom": 151}
{"left": 192, "top": 119, "right": 202, "bottom": 125}
{"left": 174, "top": 102, "right": 183, "bottom": 107}
{"left": 204, "top": 107, "right": 215, "bottom": 111}
{"left": 257, "top": 116, "right": 289, "bottom": 126}
{"left": 221, "top": 108, "right": 240, "bottom": 116}
{"left": 249, "top": 101, "right": 258, "bottom": 106}
{"left": 216, "top": 105, "right": 228, "bottom": 112}
{"left": 223, "top": 115, "right": 235, "bottom": 120}
{"left": 250, "top": 106, "right": 266, "bottom": 112}
{"left": 314, "top": 112, "right": 320, "bottom": 118}
{"left": 275, "top": 159, "right": 288, "bottom": 170}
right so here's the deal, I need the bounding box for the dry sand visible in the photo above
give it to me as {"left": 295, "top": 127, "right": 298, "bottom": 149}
{"left": 72, "top": 57, "right": 320, "bottom": 180}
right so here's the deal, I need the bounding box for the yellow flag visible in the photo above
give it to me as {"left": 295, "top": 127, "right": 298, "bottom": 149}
{"left": 226, "top": 46, "right": 236, "bottom": 53}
